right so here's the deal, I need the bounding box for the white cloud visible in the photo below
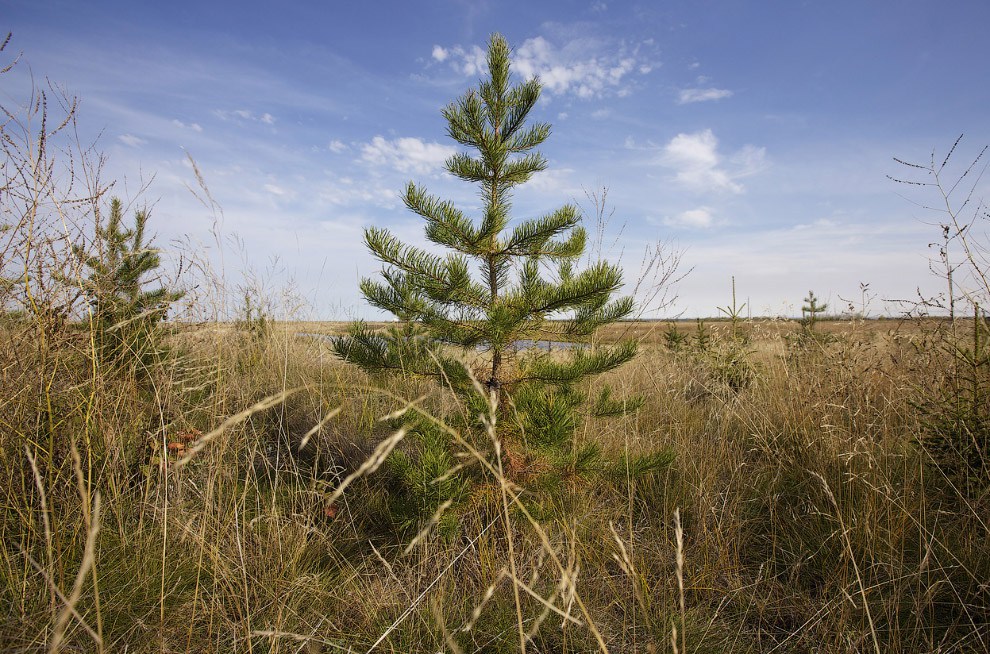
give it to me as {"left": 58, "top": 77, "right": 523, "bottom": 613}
{"left": 590, "top": 108, "right": 611, "bottom": 119}
{"left": 557, "top": 112, "right": 569, "bottom": 120}
{"left": 118, "top": 134, "right": 146, "bottom": 147}
{"left": 359, "top": 136, "right": 457, "bottom": 175}
{"left": 591, "top": 1, "right": 608, "bottom": 12}
{"left": 172, "top": 119, "right": 203, "bottom": 132}
{"left": 328, "top": 139, "right": 348, "bottom": 153}
{"left": 445, "top": 44, "right": 487, "bottom": 76}
{"left": 436, "top": 35, "right": 654, "bottom": 99}
{"left": 514, "top": 37, "right": 638, "bottom": 98}
{"left": 214, "top": 109, "right": 276, "bottom": 124}
{"left": 663, "top": 130, "right": 734, "bottom": 191}
{"left": 678, "top": 87, "right": 734, "bottom": 104}
{"left": 663, "top": 207, "right": 714, "bottom": 229}
{"left": 660, "top": 129, "right": 765, "bottom": 193}
{"left": 523, "top": 168, "right": 577, "bottom": 195}
{"left": 264, "top": 183, "right": 286, "bottom": 196}
{"left": 317, "top": 175, "right": 398, "bottom": 209}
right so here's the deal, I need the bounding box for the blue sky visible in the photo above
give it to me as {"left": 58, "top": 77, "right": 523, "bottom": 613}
{"left": 5, "top": 0, "right": 989, "bottom": 319}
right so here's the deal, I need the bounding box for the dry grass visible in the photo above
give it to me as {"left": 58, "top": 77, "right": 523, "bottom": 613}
{"left": 3, "top": 31, "right": 987, "bottom": 651}
{"left": 1, "top": 314, "right": 988, "bottom": 653}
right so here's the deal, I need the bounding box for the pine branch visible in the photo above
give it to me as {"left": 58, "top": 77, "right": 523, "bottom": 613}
{"left": 503, "top": 207, "right": 582, "bottom": 257}
{"left": 331, "top": 322, "right": 472, "bottom": 389}
{"left": 519, "top": 341, "right": 638, "bottom": 385}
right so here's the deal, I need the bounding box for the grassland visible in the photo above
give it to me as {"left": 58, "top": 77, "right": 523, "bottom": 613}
{"left": 4, "top": 25, "right": 989, "bottom": 651}
{"left": 2, "top": 314, "right": 987, "bottom": 653}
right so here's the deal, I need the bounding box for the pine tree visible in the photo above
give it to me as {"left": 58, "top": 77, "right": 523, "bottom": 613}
{"left": 800, "top": 289, "right": 827, "bottom": 334}
{"left": 75, "top": 198, "right": 184, "bottom": 372}
{"left": 333, "top": 33, "right": 639, "bottom": 466}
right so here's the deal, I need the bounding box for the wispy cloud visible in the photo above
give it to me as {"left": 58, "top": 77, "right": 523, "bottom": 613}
{"left": 677, "top": 87, "right": 733, "bottom": 104}
{"left": 172, "top": 119, "right": 203, "bottom": 132}
{"left": 359, "top": 136, "right": 456, "bottom": 175}
{"left": 214, "top": 109, "right": 277, "bottom": 124}
{"left": 317, "top": 174, "right": 398, "bottom": 209}
{"left": 118, "top": 134, "right": 146, "bottom": 147}
{"left": 328, "top": 139, "right": 348, "bottom": 153}
{"left": 523, "top": 168, "right": 577, "bottom": 195}
{"left": 666, "top": 217, "right": 936, "bottom": 318}
{"left": 730, "top": 145, "right": 769, "bottom": 179}
{"left": 440, "top": 44, "right": 488, "bottom": 76}
{"left": 664, "top": 206, "right": 714, "bottom": 229}
{"left": 434, "top": 34, "right": 655, "bottom": 99}
{"left": 661, "top": 129, "right": 766, "bottom": 193}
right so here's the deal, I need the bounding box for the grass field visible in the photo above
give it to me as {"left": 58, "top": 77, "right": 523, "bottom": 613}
{"left": 2, "top": 314, "right": 987, "bottom": 653}
{"left": 4, "top": 22, "right": 988, "bottom": 651}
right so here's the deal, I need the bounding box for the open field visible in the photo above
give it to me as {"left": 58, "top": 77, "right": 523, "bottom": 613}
{"left": 292, "top": 317, "right": 931, "bottom": 344}
{"left": 2, "top": 314, "right": 987, "bottom": 653}
{"left": 2, "top": 22, "right": 987, "bottom": 654}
